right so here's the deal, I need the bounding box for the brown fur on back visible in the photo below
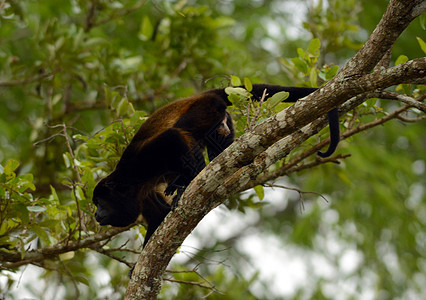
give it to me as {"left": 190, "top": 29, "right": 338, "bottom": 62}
{"left": 131, "top": 95, "right": 202, "bottom": 149}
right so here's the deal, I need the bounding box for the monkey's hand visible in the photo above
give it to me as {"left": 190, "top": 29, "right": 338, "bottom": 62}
{"left": 165, "top": 182, "right": 185, "bottom": 196}
{"left": 170, "top": 187, "right": 186, "bottom": 210}
{"left": 165, "top": 176, "right": 186, "bottom": 196}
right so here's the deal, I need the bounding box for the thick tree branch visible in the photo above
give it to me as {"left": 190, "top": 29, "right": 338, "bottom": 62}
{"left": 193, "top": 58, "right": 426, "bottom": 205}
{"left": 126, "top": 1, "right": 426, "bottom": 298}
{"left": 126, "top": 59, "right": 425, "bottom": 299}
{"left": 341, "top": 0, "right": 425, "bottom": 75}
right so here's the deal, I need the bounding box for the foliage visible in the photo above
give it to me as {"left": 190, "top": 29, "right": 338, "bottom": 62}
{"left": 0, "top": 0, "right": 425, "bottom": 299}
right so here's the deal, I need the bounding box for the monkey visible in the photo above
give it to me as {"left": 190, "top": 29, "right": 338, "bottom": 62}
{"left": 92, "top": 84, "right": 340, "bottom": 252}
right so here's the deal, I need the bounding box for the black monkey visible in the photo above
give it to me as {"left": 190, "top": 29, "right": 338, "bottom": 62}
{"left": 93, "top": 90, "right": 235, "bottom": 248}
{"left": 92, "top": 84, "right": 339, "bottom": 251}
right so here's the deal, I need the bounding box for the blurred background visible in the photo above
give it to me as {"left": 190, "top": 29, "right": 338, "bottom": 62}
{"left": 0, "top": 0, "right": 425, "bottom": 299}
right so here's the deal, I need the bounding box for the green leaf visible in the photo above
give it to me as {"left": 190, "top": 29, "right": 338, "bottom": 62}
{"left": 73, "top": 27, "right": 84, "bottom": 50}
{"left": 210, "top": 16, "right": 236, "bottom": 28}
{"left": 290, "top": 57, "right": 308, "bottom": 74}
{"left": 27, "top": 206, "right": 47, "bottom": 212}
{"left": 63, "top": 153, "right": 71, "bottom": 168}
{"left": 18, "top": 174, "right": 36, "bottom": 192}
{"left": 116, "top": 98, "right": 129, "bottom": 116}
{"left": 59, "top": 251, "right": 75, "bottom": 261}
{"left": 225, "top": 87, "right": 251, "bottom": 97}
{"left": 104, "top": 85, "right": 114, "bottom": 107}
{"left": 227, "top": 93, "right": 240, "bottom": 105}
{"left": 14, "top": 203, "right": 30, "bottom": 224}
{"left": 127, "top": 102, "right": 135, "bottom": 115}
{"left": 0, "top": 223, "right": 9, "bottom": 236}
{"left": 297, "top": 47, "right": 305, "bottom": 58}
{"left": 30, "top": 226, "right": 51, "bottom": 245}
{"left": 0, "top": 219, "right": 19, "bottom": 235}
{"left": 230, "top": 75, "right": 241, "bottom": 86}
{"left": 395, "top": 55, "right": 408, "bottom": 65}
{"left": 75, "top": 186, "right": 86, "bottom": 201}
{"left": 420, "top": 14, "right": 426, "bottom": 30}
{"left": 274, "top": 102, "right": 292, "bottom": 113}
{"left": 4, "top": 159, "right": 20, "bottom": 175}
{"left": 309, "top": 68, "right": 318, "bottom": 87}
{"left": 326, "top": 65, "right": 339, "bottom": 80}
{"left": 307, "top": 38, "right": 321, "bottom": 56}
{"left": 244, "top": 77, "right": 253, "bottom": 92}
{"left": 416, "top": 37, "right": 426, "bottom": 54}
{"left": 54, "top": 36, "right": 65, "bottom": 51}
{"left": 83, "top": 37, "right": 107, "bottom": 48}
{"left": 50, "top": 185, "right": 59, "bottom": 203}
{"left": 253, "top": 185, "right": 264, "bottom": 200}
{"left": 268, "top": 91, "right": 289, "bottom": 108}
{"left": 139, "top": 16, "right": 154, "bottom": 41}
{"left": 75, "top": 275, "right": 90, "bottom": 286}
{"left": 72, "top": 134, "right": 88, "bottom": 141}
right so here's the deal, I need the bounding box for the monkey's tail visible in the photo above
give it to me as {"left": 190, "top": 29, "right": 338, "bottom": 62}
{"left": 317, "top": 108, "right": 340, "bottom": 158}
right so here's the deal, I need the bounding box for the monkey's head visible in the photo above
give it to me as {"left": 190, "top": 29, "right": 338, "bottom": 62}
{"left": 92, "top": 174, "right": 140, "bottom": 227}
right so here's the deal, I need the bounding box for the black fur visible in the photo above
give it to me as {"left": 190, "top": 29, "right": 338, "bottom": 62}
{"left": 92, "top": 84, "right": 339, "bottom": 257}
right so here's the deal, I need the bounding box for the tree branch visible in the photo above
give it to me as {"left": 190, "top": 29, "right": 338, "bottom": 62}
{"left": 0, "top": 225, "right": 134, "bottom": 268}
{"left": 125, "top": 1, "right": 426, "bottom": 298}
{"left": 126, "top": 59, "right": 425, "bottom": 299}
{"left": 341, "top": 0, "right": 425, "bottom": 75}
{"left": 0, "top": 72, "right": 53, "bottom": 87}
{"left": 374, "top": 91, "right": 426, "bottom": 113}
{"left": 251, "top": 101, "right": 418, "bottom": 187}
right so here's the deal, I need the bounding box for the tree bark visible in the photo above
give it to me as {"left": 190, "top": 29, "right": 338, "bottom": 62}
{"left": 125, "top": 1, "right": 426, "bottom": 298}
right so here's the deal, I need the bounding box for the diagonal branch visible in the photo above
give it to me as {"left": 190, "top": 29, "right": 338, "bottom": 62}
{"left": 126, "top": 58, "right": 425, "bottom": 299}
{"left": 125, "top": 1, "right": 426, "bottom": 298}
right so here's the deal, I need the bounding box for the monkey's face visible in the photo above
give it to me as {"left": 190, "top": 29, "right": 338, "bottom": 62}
{"left": 92, "top": 178, "right": 140, "bottom": 227}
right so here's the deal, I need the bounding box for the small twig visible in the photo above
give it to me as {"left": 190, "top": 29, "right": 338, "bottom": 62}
{"left": 396, "top": 115, "right": 426, "bottom": 123}
{"left": 163, "top": 264, "right": 225, "bottom": 296}
{"left": 89, "top": 245, "right": 134, "bottom": 268}
{"left": 163, "top": 278, "right": 225, "bottom": 295}
{"left": 32, "top": 133, "right": 62, "bottom": 146}
{"left": 264, "top": 183, "right": 329, "bottom": 204}
{"left": 59, "top": 124, "right": 86, "bottom": 239}
{"left": 375, "top": 91, "right": 426, "bottom": 113}
{"left": 245, "top": 102, "right": 251, "bottom": 130}
{"left": 286, "top": 154, "right": 352, "bottom": 174}
{"left": 119, "top": 119, "right": 130, "bottom": 145}
{"left": 249, "top": 88, "right": 268, "bottom": 129}
{"left": 32, "top": 123, "right": 86, "bottom": 238}
{"left": 0, "top": 72, "right": 53, "bottom": 87}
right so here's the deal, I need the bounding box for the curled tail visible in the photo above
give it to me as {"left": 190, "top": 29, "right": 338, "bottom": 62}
{"left": 317, "top": 108, "right": 340, "bottom": 157}
{"left": 213, "top": 84, "right": 340, "bottom": 157}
